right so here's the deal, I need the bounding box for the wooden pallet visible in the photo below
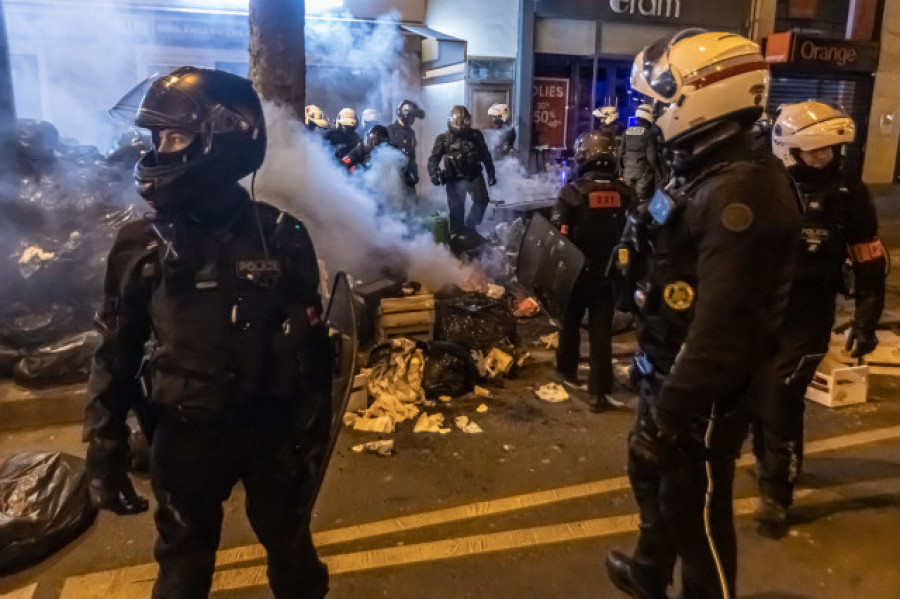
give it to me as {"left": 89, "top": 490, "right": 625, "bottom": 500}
{"left": 377, "top": 294, "right": 435, "bottom": 342}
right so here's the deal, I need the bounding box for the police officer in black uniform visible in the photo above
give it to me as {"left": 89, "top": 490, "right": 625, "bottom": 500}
{"left": 619, "top": 103, "right": 665, "bottom": 203}
{"left": 83, "top": 67, "right": 331, "bottom": 599}
{"left": 323, "top": 107, "right": 360, "bottom": 161}
{"left": 487, "top": 103, "right": 516, "bottom": 159}
{"left": 552, "top": 130, "right": 631, "bottom": 412}
{"left": 387, "top": 99, "right": 425, "bottom": 192}
{"left": 751, "top": 101, "right": 885, "bottom": 536}
{"left": 605, "top": 31, "right": 800, "bottom": 599}
{"left": 428, "top": 105, "right": 496, "bottom": 234}
{"left": 342, "top": 124, "right": 389, "bottom": 171}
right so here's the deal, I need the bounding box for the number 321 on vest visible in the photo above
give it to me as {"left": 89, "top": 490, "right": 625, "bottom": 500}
{"left": 588, "top": 190, "right": 622, "bottom": 209}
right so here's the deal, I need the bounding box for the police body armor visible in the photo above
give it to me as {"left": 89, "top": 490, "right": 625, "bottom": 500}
{"left": 142, "top": 202, "right": 329, "bottom": 424}
{"left": 794, "top": 181, "right": 848, "bottom": 286}
{"left": 561, "top": 177, "right": 629, "bottom": 276}
{"left": 442, "top": 133, "right": 482, "bottom": 182}
{"left": 621, "top": 125, "right": 652, "bottom": 183}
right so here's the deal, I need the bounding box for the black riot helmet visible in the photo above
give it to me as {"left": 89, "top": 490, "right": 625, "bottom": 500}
{"left": 447, "top": 105, "right": 471, "bottom": 135}
{"left": 123, "top": 67, "right": 266, "bottom": 213}
{"left": 397, "top": 99, "right": 425, "bottom": 126}
{"left": 573, "top": 130, "right": 617, "bottom": 176}
{"left": 365, "top": 124, "right": 389, "bottom": 152}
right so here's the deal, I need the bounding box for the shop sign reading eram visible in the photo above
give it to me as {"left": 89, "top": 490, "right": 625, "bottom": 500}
{"left": 609, "top": 0, "right": 681, "bottom": 18}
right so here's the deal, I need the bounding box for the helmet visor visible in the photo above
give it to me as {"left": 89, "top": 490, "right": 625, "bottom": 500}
{"left": 135, "top": 74, "right": 207, "bottom": 131}
{"left": 632, "top": 28, "right": 706, "bottom": 102}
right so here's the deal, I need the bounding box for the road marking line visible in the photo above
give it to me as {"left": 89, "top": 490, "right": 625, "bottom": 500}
{"left": 0, "top": 584, "right": 38, "bottom": 599}
{"left": 59, "top": 424, "right": 900, "bottom": 598}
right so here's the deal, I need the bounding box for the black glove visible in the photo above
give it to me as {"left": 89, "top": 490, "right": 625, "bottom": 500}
{"left": 628, "top": 428, "right": 677, "bottom": 467}
{"left": 487, "top": 174, "right": 497, "bottom": 187}
{"left": 845, "top": 323, "right": 878, "bottom": 358}
{"left": 89, "top": 477, "right": 149, "bottom": 515}
{"left": 430, "top": 174, "right": 442, "bottom": 186}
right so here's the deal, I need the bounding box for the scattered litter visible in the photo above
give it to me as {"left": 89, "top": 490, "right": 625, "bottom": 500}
{"left": 513, "top": 297, "right": 541, "bottom": 318}
{"left": 516, "top": 352, "right": 530, "bottom": 367}
{"left": 351, "top": 440, "right": 394, "bottom": 456}
{"left": 541, "top": 458, "right": 551, "bottom": 465}
{"left": 502, "top": 444, "right": 513, "bottom": 451}
{"left": 485, "top": 283, "right": 505, "bottom": 299}
{"left": 473, "top": 385, "right": 492, "bottom": 398}
{"left": 454, "top": 416, "right": 483, "bottom": 434}
{"left": 535, "top": 382, "right": 569, "bottom": 402}
{"left": 485, "top": 347, "right": 514, "bottom": 377}
{"left": 439, "top": 395, "right": 452, "bottom": 403}
{"left": 414, "top": 412, "right": 451, "bottom": 434}
{"left": 351, "top": 415, "right": 395, "bottom": 433}
{"left": 539, "top": 332, "right": 559, "bottom": 350}
{"left": 476, "top": 404, "right": 489, "bottom": 413}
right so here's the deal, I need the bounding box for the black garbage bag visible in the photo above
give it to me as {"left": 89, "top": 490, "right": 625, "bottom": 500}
{"left": 434, "top": 287, "right": 518, "bottom": 351}
{"left": 0, "top": 302, "right": 82, "bottom": 349}
{"left": 0, "top": 343, "right": 23, "bottom": 378}
{"left": 12, "top": 331, "right": 101, "bottom": 388}
{"left": 421, "top": 341, "right": 480, "bottom": 399}
{"left": 0, "top": 452, "right": 97, "bottom": 574}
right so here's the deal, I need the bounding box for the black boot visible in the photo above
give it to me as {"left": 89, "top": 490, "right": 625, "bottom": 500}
{"left": 605, "top": 551, "right": 667, "bottom": 598}
{"left": 754, "top": 497, "right": 789, "bottom": 539}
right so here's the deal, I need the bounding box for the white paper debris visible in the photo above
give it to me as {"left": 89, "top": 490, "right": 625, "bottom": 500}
{"left": 474, "top": 385, "right": 492, "bottom": 398}
{"left": 414, "top": 412, "right": 448, "bottom": 433}
{"left": 352, "top": 416, "right": 395, "bottom": 433}
{"left": 454, "top": 416, "right": 483, "bottom": 434}
{"left": 476, "top": 404, "right": 489, "bottom": 413}
{"left": 535, "top": 383, "right": 569, "bottom": 402}
{"left": 539, "top": 332, "right": 559, "bottom": 350}
{"left": 486, "top": 283, "right": 505, "bottom": 299}
{"left": 351, "top": 440, "right": 394, "bottom": 456}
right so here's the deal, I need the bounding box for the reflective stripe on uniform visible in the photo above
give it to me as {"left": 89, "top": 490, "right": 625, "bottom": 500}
{"left": 703, "top": 404, "right": 731, "bottom": 599}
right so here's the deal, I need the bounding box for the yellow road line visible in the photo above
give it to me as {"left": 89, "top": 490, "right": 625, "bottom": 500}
{"left": 0, "top": 584, "right": 38, "bottom": 599}
{"left": 59, "top": 424, "right": 900, "bottom": 598}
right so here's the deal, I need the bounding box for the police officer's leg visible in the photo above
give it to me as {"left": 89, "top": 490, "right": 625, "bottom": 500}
{"left": 464, "top": 174, "right": 490, "bottom": 229}
{"left": 754, "top": 286, "right": 834, "bottom": 509}
{"left": 612, "top": 379, "right": 676, "bottom": 594}
{"left": 243, "top": 411, "right": 328, "bottom": 599}
{"left": 662, "top": 405, "right": 747, "bottom": 599}
{"left": 585, "top": 278, "right": 615, "bottom": 398}
{"left": 446, "top": 180, "right": 466, "bottom": 234}
{"left": 150, "top": 417, "right": 241, "bottom": 599}
{"left": 557, "top": 273, "right": 588, "bottom": 383}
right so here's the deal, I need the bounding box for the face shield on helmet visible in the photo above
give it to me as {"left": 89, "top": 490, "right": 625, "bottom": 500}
{"left": 336, "top": 107, "right": 358, "bottom": 130}
{"left": 305, "top": 105, "right": 328, "bottom": 129}
{"left": 397, "top": 100, "right": 425, "bottom": 126}
{"left": 771, "top": 101, "right": 855, "bottom": 168}
{"left": 448, "top": 106, "right": 471, "bottom": 135}
{"left": 488, "top": 103, "right": 510, "bottom": 126}
{"left": 365, "top": 125, "right": 389, "bottom": 152}
{"left": 115, "top": 66, "right": 266, "bottom": 213}
{"left": 592, "top": 106, "right": 619, "bottom": 125}
{"left": 630, "top": 29, "right": 769, "bottom": 144}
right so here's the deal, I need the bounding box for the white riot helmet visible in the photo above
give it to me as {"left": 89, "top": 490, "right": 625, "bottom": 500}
{"left": 771, "top": 101, "right": 855, "bottom": 167}
{"left": 592, "top": 106, "right": 618, "bottom": 125}
{"left": 304, "top": 105, "right": 328, "bottom": 129}
{"left": 631, "top": 29, "right": 768, "bottom": 144}
{"left": 488, "top": 103, "right": 510, "bottom": 124}
{"left": 336, "top": 107, "right": 358, "bottom": 129}
{"left": 634, "top": 103, "right": 654, "bottom": 123}
{"left": 361, "top": 108, "right": 381, "bottom": 128}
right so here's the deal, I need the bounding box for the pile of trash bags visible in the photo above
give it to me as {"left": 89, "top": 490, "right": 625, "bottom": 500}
{"left": 0, "top": 119, "right": 143, "bottom": 387}
{"left": 0, "top": 452, "right": 97, "bottom": 574}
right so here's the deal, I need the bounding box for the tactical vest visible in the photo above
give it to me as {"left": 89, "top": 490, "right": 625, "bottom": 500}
{"left": 442, "top": 133, "right": 482, "bottom": 181}
{"left": 794, "top": 181, "right": 848, "bottom": 285}
{"left": 565, "top": 177, "right": 629, "bottom": 272}
{"left": 621, "top": 125, "right": 651, "bottom": 182}
{"left": 141, "top": 206, "right": 322, "bottom": 420}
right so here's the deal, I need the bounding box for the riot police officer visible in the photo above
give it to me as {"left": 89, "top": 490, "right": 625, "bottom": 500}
{"left": 605, "top": 31, "right": 799, "bottom": 599}
{"left": 593, "top": 105, "right": 625, "bottom": 139}
{"left": 304, "top": 104, "right": 328, "bottom": 133}
{"left": 619, "top": 103, "right": 665, "bottom": 202}
{"left": 343, "top": 124, "right": 389, "bottom": 171}
{"left": 84, "top": 67, "right": 331, "bottom": 599}
{"left": 387, "top": 99, "right": 425, "bottom": 191}
{"left": 323, "top": 107, "right": 360, "bottom": 160}
{"left": 552, "top": 130, "right": 631, "bottom": 412}
{"left": 751, "top": 102, "right": 885, "bottom": 537}
{"left": 360, "top": 107, "right": 382, "bottom": 137}
{"left": 427, "top": 105, "right": 497, "bottom": 234}
{"left": 486, "top": 103, "right": 516, "bottom": 159}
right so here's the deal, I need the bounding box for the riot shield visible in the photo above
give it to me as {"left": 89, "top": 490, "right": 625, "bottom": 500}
{"left": 308, "top": 271, "right": 358, "bottom": 511}
{"left": 516, "top": 213, "right": 585, "bottom": 323}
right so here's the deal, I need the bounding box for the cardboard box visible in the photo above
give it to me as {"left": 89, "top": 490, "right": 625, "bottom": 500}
{"left": 805, "top": 354, "right": 869, "bottom": 408}
{"left": 346, "top": 373, "right": 369, "bottom": 412}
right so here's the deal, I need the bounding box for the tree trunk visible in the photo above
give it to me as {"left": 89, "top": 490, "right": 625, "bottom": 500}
{"left": 248, "top": 0, "right": 305, "bottom": 121}
{"left": 0, "top": 0, "right": 17, "bottom": 173}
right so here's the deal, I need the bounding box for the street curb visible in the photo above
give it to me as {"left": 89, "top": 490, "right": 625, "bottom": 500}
{"left": 0, "top": 381, "right": 86, "bottom": 431}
